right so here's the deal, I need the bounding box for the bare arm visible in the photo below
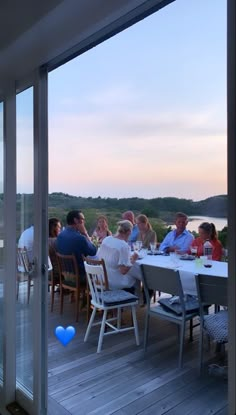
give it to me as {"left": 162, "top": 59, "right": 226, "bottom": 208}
{"left": 78, "top": 223, "right": 90, "bottom": 240}
{"left": 118, "top": 252, "right": 138, "bottom": 275}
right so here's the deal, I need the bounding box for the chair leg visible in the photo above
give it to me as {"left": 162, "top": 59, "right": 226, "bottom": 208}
{"left": 16, "top": 280, "right": 19, "bottom": 300}
{"left": 143, "top": 309, "right": 150, "bottom": 351}
{"left": 84, "top": 307, "right": 97, "bottom": 342}
{"left": 51, "top": 283, "right": 55, "bottom": 312}
{"left": 178, "top": 322, "right": 185, "bottom": 369}
{"left": 199, "top": 323, "right": 204, "bottom": 375}
{"left": 153, "top": 291, "right": 156, "bottom": 303}
{"left": 86, "top": 287, "right": 90, "bottom": 323}
{"left": 27, "top": 277, "right": 31, "bottom": 304}
{"left": 131, "top": 306, "right": 140, "bottom": 346}
{"left": 60, "top": 285, "right": 64, "bottom": 315}
{"left": 76, "top": 290, "right": 80, "bottom": 322}
{"left": 189, "top": 318, "right": 193, "bottom": 342}
{"left": 117, "top": 308, "right": 121, "bottom": 329}
{"left": 97, "top": 309, "right": 108, "bottom": 353}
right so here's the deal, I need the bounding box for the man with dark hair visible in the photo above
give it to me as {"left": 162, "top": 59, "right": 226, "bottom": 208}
{"left": 159, "top": 212, "right": 194, "bottom": 253}
{"left": 56, "top": 210, "right": 97, "bottom": 281}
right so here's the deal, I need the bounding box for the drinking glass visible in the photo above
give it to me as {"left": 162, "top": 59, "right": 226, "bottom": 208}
{"left": 132, "top": 242, "right": 138, "bottom": 252}
{"left": 190, "top": 246, "right": 198, "bottom": 257}
{"left": 150, "top": 242, "right": 156, "bottom": 255}
{"left": 202, "top": 255, "right": 212, "bottom": 268}
{"left": 136, "top": 240, "right": 142, "bottom": 251}
{"left": 170, "top": 251, "right": 180, "bottom": 267}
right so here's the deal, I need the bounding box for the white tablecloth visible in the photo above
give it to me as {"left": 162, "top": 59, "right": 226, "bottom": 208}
{"left": 137, "top": 254, "right": 228, "bottom": 295}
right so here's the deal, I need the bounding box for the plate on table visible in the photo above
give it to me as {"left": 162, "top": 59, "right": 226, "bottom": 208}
{"left": 147, "top": 250, "right": 164, "bottom": 256}
{"left": 180, "top": 254, "right": 195, "bottom": 261}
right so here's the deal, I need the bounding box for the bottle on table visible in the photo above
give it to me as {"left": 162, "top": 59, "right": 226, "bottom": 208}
{"left": 203, "top": 239, "right": 213, "bottom": 267}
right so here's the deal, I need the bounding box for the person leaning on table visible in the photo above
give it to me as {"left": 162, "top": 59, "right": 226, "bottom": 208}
{"left": 159, "top": 212, "right": 194, "bottom": 254}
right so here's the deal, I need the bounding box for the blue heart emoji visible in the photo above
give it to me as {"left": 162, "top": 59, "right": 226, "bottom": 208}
{"left": 55, "top": 326, "right": 76, "bottom": 346}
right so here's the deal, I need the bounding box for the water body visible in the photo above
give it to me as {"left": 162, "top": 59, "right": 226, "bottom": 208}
{"left": 169, "top": 216, "right": 227, "bottom": 232}
{"left": 187, "top": 216, "right": 227, "bottom": 232}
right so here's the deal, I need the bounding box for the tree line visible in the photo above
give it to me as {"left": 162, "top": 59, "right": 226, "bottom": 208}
{"left": 14, "top": 192, "right": 228, "bottom": 246}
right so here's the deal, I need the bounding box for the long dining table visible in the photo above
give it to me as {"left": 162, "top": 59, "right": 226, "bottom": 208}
{"left": 136, "top": 253, "right": 228, "bottom": 296}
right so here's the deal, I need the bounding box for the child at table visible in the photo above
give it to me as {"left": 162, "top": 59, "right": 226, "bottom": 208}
{"left": 190, "top": 222, "right": 223, "bottom": 261}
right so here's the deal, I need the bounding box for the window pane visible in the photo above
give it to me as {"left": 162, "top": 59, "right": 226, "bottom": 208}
{"left": 16, "top": 88, "right": 34, "bottom": 395}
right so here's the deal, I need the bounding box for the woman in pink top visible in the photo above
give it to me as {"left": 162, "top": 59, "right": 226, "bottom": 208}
{"left": 190, "top": 222, "right": 223, "bottom": 261}
{"left": 92, "top": 215, "right": 112, "bottom": 244}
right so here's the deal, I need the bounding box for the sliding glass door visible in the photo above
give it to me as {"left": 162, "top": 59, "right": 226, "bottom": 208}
{"left": 15, "top": 87, "right": 35, "bottom": 402}
{"left": 0, "top": 70, "right": 48, "bottom": 415}
{"left": 0, "top": 101, "right": 4, "bottom": 388}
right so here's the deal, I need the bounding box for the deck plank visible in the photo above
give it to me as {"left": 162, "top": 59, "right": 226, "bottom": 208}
{"left": 47, "top": 293, "right": 228, "bottom": 415}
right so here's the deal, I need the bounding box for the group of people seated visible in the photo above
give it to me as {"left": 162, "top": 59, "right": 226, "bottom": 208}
{"left": 46, "top": 210, "right": 224, "bottom": 294}
{"left": 18, "top": 209, "right": 224, "bottom": 296}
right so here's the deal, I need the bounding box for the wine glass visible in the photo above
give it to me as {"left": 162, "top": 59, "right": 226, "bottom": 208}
{"left": 190, "top": 246, "right": 198, "bottom": 257}
{"left": 150, "top": 242, "right": 156, "bottom": 255}
{"left": 136, "top": 240, "right": 142, "bottom": 251}
{"left": 133, "top": 241, "right": 140, "bottom": 253}
{"left": 203, "top": 255, "right": 212, "bottom": 268}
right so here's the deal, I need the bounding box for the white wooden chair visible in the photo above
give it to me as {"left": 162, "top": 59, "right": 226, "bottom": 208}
{"left": 83, "top": 257, "right": 140, "bottom": 353}
{"left": 141, "top": 264, "right": 200, "bottom": 368}
{"left": 17, "top": 247, "right": 34, "bottom": 303}
{"left": 195, "top": 274, "right": 228, "bottom": 373}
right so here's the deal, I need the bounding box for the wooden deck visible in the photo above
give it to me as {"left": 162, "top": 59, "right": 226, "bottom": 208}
{"left": 47, "top": 292, "right": 228, "bottom": 415}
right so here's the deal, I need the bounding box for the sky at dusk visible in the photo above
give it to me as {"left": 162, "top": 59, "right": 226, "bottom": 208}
{"left": 11, "top": 0, "right": 227, "bottom": 202}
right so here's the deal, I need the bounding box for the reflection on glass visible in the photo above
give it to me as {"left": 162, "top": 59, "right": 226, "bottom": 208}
{"left": 0, "top": 101, "right": 4, "bottom": 383}
{"left": 16, "top": 88, "right": 34, "bottom": 395}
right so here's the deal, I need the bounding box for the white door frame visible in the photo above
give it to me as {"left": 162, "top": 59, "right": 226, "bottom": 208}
{"left": 0, "top": 68, "right": 48, "bottom": 415}
{"left": 227, "top": 0, "right": 236, "bottom": 413}
{"left": 1, "top": 82, "right": 17, "bottom": 409}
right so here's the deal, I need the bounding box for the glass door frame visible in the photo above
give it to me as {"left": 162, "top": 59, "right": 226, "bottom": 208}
{"left": 0, "top": 67, "right": 48, "bottom": 415}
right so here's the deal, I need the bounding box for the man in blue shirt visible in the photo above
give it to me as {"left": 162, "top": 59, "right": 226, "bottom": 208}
{"left": 56, "top": 210, "right": 97, "bottom": 282}
{"left": 122, "top": 211, "right": 139, "bottom": 243}
{"left": 159, "top": 212, "right": 194, "bottom": 253}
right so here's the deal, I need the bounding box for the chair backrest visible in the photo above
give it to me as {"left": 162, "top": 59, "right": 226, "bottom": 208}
{"left": 141, "top": 264, "right": 183, "bottom": 297}
{"left": 17, "top": 247, "right": 31, "bottom": 273}
{"left": 56, "top": 252, "right": 80, "bottom": 287}
{"left": 195, "top": 275, "right": 228, "bottom": 307}
{"left": 83, "top": 258, "right": 109, "bottom": 306}
{"left": 49, "top": 246, "right": 59, "bottom": 274}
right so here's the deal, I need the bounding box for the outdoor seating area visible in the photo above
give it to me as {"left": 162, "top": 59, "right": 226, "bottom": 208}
{"left": 47, "top": 286, "right": 228, "bottom": 415}
{"left": 13, "top": 210, "right": 229, "bottom": 414}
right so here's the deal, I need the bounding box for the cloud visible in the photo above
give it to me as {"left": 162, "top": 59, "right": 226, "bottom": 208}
{"left": 49, "top": 102, "right": 226, "bottom": 140}
{"left": 47, "top": 98, "right": 227, "bottom": 201}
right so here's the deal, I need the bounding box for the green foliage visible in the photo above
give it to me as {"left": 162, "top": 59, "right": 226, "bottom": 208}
{"left": 149, "top": 218, "right": 170, "bottom": 242}
{"left": 218, "top": 226, "right": 227, "bottom": 248}
{"left": 47, "top": 192, "right": 227, "bottom": 220}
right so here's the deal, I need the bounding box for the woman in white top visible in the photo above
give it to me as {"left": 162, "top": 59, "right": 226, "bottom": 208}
{"left": 98, "top": 220, "right": 141, "bottom": 290}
